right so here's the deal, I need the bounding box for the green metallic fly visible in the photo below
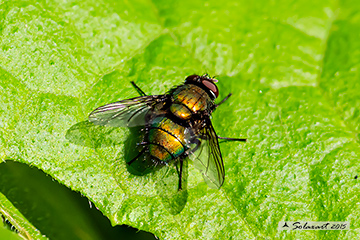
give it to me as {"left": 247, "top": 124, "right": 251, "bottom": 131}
{"left": 89, "top": 74, "right": 246, "bottom": 190}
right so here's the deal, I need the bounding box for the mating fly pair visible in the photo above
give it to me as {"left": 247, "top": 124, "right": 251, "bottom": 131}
{"left": 89, "top": 74, "right": 246, "bottom": 190}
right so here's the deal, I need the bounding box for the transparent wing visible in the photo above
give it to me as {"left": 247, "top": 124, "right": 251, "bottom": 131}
{"left": 188, "top": 121, "right": 225, "bottom": 189}
{"left": 89, "top": 95, "right": 168, "bottom": 127}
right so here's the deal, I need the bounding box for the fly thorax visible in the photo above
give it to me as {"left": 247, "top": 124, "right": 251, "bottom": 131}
{"left": 171, "top": 84, "right": 211, "bottom": 120}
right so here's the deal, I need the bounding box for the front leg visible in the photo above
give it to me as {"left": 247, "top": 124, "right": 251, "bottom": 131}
{"left": 212, "top": 93, "right": 232, "bottom": 111}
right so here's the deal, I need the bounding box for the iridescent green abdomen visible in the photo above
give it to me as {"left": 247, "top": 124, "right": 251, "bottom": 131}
{"left": 170, "top": 84, "right": 211, "bottom": 120}
{"left": 147, "top": 117, "right": 187, "bottom": 163}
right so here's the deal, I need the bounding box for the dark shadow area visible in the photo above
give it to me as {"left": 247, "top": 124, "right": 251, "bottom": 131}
{"left": 115, "top": 126, "right": 189, "bottom": 215}
{"left": 123, "top": 126, "right": 159, "bottom": 176}
{"left": 66, "top": 121, "right": 188, "bottom": 215}
{"left": 155, "top": 160, "right": 188, "bottom": 215}
{"left": 65, "top": 121, "right": 126, "bottom": 148}
{"left": 66, "top": 121, "right": 160, "bottom": 176}
{"left": 0, "top": 161, "right": 157, "bottom": 240}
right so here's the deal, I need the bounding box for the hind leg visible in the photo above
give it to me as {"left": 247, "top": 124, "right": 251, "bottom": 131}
{"left": 175, "top": 159, "right": 184, "bottom": 190}
{"left": 131, "top": 81, "right": 147, "bottom": 96}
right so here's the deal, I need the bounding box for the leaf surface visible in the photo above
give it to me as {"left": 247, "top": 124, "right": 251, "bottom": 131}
{"left": 1, "top": 0, "right": 360, "bottom": 239}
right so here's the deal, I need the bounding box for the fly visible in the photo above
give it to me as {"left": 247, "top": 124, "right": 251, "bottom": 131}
{"left": 89, "top": 74, "right": 246, "bottom": 190}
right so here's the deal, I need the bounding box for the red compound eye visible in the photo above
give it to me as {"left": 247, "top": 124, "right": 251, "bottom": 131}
{"left": 202, "top": 79, "right": 219, "bottom": 99}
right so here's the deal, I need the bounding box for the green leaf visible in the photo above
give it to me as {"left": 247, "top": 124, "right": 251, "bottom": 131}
{"left": 1, "top": 0, "right": 360, "bottom": 239}
{"left": 0, "top": 191, "right": 46, "bottom": 240}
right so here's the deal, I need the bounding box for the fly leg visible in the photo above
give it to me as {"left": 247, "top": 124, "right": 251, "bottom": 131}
{"left": 131, "top": 81, "right": 147, "bottom": 96}
{"left": 211, "top": 93, "right": 247, "bottom": 142}
{"left": 175, "top": 160, "right": 184, "bottom": 190}
{"left": 216, "top": 121, "right": 247, "bottom": 142}
{"left": 185, "top": 138, "right": 202, "bottom": 156}
{"left": 218, "top": 136, "right": 247, "bottom": 143}
{"left": 213, "top": 93, "right": 232, "bottom": 110}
